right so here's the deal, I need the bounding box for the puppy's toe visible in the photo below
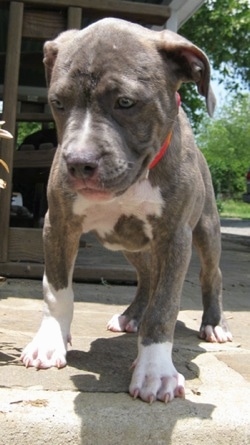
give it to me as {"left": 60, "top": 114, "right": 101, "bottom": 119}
{"left": 107, "top": 314, "right": 138, "bottom": 333}
{"left": 129, "top": 342, "right": 185, "bottom": 403}
{"left": 199, "top": 324, "right": 232, "bottom": 343}
{"left": 107, "top": 314, "right": 129, "bottom": 332}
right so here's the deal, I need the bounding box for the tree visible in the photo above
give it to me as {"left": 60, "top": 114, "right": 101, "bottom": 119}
{"left": 179, "top": 0, "right": 250, "bottom": 127}
{"left": 197, "top": 93, "right": 250, "bottom": 196}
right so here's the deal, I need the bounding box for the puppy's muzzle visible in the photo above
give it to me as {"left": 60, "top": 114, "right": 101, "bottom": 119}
{"left": 64, "top": 150, "right": 135, "bottom": 196}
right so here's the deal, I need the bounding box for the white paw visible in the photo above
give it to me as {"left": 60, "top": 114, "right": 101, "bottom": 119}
{"left": 199, "top": 325, "right": 233, "bottom": 343}
{"left": 129, "top": 340, "right": 185, "bottom": 403}
{"left": 107, "top": 314, "right": 138, "bottom": 333}
{"left": 21, "top": 316, "right": 70, "bottom": 369}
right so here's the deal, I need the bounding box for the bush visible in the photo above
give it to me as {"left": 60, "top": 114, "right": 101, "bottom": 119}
{"left": 197, "top": 94, "right": 250, "bottom": 197}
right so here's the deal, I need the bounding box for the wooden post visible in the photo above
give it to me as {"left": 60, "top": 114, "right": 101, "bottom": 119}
{"left": 0, "top": 1, "right": 24, "bottom": 262}
{"left": 67, "top": 6, "right": 82, "bottom": 29}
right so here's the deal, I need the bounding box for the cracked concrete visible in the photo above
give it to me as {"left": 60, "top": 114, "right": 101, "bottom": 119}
{"left": 0, "top": 222, "right": 249, "bottom": 445}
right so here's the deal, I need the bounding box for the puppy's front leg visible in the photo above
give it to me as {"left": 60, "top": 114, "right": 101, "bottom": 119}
{"left": 21, "top": 212, "right": 82, "bottom": 369}
{"left": 129, "top": 228, "right": 192, "bottom": 403}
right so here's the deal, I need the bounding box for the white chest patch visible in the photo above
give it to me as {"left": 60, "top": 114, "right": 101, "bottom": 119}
{"left": 72, "top": 180, "right": 164, "bottom": 246}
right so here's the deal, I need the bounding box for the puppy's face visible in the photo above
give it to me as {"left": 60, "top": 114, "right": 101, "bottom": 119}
{"left": 44, "top": 19, "right": 214, "bottom": 201}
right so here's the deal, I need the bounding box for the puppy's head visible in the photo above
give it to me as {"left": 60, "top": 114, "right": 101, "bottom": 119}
{"left": 44, "top": 18, "right": 215, "bottom": 201}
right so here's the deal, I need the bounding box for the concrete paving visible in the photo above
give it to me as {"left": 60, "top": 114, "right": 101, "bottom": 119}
{"left": 0, "top": 224, "right": 250, "bottom": 445}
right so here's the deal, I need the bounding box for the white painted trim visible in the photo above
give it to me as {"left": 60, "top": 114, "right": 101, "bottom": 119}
{"left": 161, "top": 0, "right": 205, "bottom": 31}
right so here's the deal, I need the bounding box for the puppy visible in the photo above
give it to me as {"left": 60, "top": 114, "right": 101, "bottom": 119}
{"left": 21, "top": 18, "right": 232, "bottom": 403}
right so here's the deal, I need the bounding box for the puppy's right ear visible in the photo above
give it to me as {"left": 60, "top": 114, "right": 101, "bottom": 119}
{"left": 43, "top": 30, "right": 79, "bottom": 86}
{"left": 43, "top": 40, "right": 59, "bottom": 86}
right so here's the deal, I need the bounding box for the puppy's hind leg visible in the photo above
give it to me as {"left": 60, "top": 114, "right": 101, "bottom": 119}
{"left": 107, "top": 251, "right": 150, "bottom": 333}
{"left": 193, "top": 211, "right": 232, "bottom": 343}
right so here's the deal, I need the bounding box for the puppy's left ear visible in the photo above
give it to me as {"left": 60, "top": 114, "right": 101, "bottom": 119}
{"left": 157, "top": 30, "right": 216, "bottom": 116}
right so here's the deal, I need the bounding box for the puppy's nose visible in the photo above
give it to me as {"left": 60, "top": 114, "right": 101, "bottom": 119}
{"left": 67, "top": 160, "right": 98, "bottom": 179}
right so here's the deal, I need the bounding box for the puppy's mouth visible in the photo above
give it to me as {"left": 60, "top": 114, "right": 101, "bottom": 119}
{"left": 78, "top": 188, "right": 114, "bottom": 201}
{"left": 70, "top": 178, "right": 115, "bottom": 201}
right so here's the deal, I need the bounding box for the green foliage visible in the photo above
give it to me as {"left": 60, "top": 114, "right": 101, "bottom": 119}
{"left": 216, "top": 199, "right": 224, "bottom": 214}
{"left": 179, "top": 83, "right": 206, "bottom": 129}
{"left": 197, "top": 93, "right": 250, "bottom": 196}
{"left": 180, "top": 0, "right": 250, "bottom": 126}
{"left": 17, "top": 122, "right": 42, "bottom": 147}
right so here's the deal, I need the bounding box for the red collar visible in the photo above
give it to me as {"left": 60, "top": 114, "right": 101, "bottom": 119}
{"left": 148, "top": 92, "right": 181, "bottom": 170}
{"left": 148, "top": 130, "right": 173, "bottom": 169}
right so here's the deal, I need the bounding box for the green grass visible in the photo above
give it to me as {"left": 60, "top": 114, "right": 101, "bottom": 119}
{"left": 219, "top": 199, "right": 250, "bottom": 219}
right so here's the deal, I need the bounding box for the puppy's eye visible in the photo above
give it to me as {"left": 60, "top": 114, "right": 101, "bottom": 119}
{"left": 50, "top": 99, "right": 64, "bottom": 111}
{"left": 116, "top": 97, "right": 135, "bottom": 109}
